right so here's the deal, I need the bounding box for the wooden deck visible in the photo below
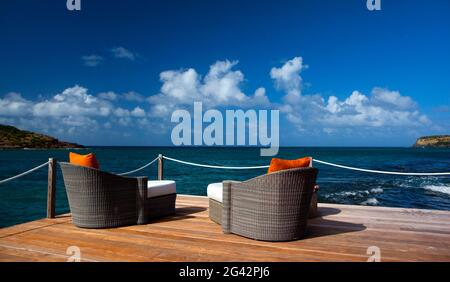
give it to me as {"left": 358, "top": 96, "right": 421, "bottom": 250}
{"left": 1, "top": 195, "right": 450, "bottom": 262}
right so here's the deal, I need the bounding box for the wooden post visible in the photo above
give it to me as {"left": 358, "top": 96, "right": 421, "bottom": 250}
{"left": 158, "top": 154, "right": 164, "bottom": 180}
{"left": 47, "top": 158, "right": 56, "bottom": 219}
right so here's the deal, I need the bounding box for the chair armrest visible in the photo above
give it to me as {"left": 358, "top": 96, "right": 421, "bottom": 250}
{"left": 222, "top": 180, "right": 241, "bottom": 233}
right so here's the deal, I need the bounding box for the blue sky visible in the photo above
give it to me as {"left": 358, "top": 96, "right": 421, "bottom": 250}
{"left": 0, "top": 0, "right": 449, "bottom": 146}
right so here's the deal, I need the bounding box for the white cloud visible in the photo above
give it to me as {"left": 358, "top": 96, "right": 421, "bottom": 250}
{"left": 82, "top": 55, "right": 103, "bottom": 67}
{"left": 112, "top": 106, "right": 146, "bottom": 118}
{"left": 114, "top": 107, "right": 130, "bottom": 117}
{"left": 145, "top": 57, "right": 430, "bottom": 137}
{"left": 157, "top": 68, "right": 201, "bottom": 103}
{"left": 371, "top": 87, "right": 417, "bottom": 110}
{"left": 321, "top": 90, "right": 429, "bottom": 128}
{"left": 33, "top": 86, "right": 112, "bottom": 117}
{"left": 147, "top": 60, "right": 270, "bottom": 117}
{"left": 118, "top": 117, "right": 131, "bottom": 126}
{"left": 149, "top": 104, "right": 172, "bottom": 118}
{"left": 270, "top": 57, "right": 305, "bottom": 101}
{"left": 123, "top": 91, "right": 145, "bottom": 102}
{"left": 110, "top": 46, "right": 136, "bottom": 61}
{"left": 137, "top": 117, "right": 151, "bottom": 127}
{"left": 0, "top": 86, "right": 153, "bottom": 139}
{"left": 271, "top": 57, "right": 431, "bottom": 132}
{"left": 146, "top": 68, "right": 200, "bottom": 117}
{"left": 0, "top": 56, "right": 436, "bottom": 145}
{"left": 98, "top": 91, "right": 145, "bottom": 103}
{"left": 201, "top": 60, "right": 248, "bottom": 105}
{"left": 98, "top": 91, "right": 118, "bottom": 101}
{"left": 249, "top": 87, "right": 271, "bottom": 107}
{"left": 131, "top": 106, "right": 146, "bottom": 117}
{"left": 61, "top": 115, "right": 99, "bottom": 128}
{"left": 0, "top": 92, "right": 32, "bottom": 116}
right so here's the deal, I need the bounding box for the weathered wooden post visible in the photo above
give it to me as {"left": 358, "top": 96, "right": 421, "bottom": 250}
{"left": 47, "top": 158, "right": 56, "bottom": 218}
{"left": 158, "top": 154, "right": 164, "bottom": 180}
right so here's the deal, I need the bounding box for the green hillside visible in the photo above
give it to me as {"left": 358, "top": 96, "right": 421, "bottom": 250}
{"left": 0, "top": 124, "right": 83, "bottom": 149}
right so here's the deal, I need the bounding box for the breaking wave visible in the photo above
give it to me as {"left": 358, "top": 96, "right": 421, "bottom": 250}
{"left": 424, "top": 185, "right": 450, "bottom": 196}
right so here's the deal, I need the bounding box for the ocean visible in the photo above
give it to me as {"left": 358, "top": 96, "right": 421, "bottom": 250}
{"left": 1, "top": 147, "right": 450, "bottom": 227}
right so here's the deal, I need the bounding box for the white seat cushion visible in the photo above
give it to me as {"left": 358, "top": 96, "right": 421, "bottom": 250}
{"left": 207, "top": 182, "right": 223, "bottom": 203}
{"left": 147, "top": 180, "right": 176, "bottom": 198}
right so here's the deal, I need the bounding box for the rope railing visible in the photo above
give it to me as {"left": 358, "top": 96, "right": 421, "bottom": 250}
{"left": 1, "top": 155, "right": 449, "bottom": 186}
{"left": 162, "top": 155, "right": 450, "bottom": 176}
{"left": 117, "top": 157, "right": 159, "bottom": 176}
{"left": 162, "top": 156, "right": 270, "bottom": 170}
{"left": 0, "top": 161, "right": 50, "bottom": 185}
{"left": 0, "top": 153, "right": 448, "bottom": 221}
{"left": 312, "top": 159, "right": 450, "bottom": 176}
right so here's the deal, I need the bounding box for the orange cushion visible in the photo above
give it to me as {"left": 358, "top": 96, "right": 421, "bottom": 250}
{"left": 267, "top": 157, "right": 311, "bottom": 174}
{"left": 69, "top": 152, "right": 100, "bottom": 169}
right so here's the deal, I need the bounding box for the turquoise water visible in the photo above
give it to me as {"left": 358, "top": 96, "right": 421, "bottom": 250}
{"left": 1, "top": 147, "right": 450, "bottom": 227}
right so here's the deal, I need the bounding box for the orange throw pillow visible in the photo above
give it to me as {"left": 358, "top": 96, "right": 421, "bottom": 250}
{"left": 69, "top": 152, "right": 100, "bottom": 169}
{"left": 268, "top": 157, "right": 311, "bottom": 174}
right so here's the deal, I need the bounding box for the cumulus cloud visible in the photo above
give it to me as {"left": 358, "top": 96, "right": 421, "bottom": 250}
{"left": 271, "top": 57, "right": 431, "bottom": 133}
{"left": 371, "top": 87, "right": 417, "bottom": 110}
{"left": 144, "top": 57, "right": 430, "bottom": 138}
{"left": 123, "top": 91, "right": 145, "bottom": 102}
{"left": 113, "top": 106, "right": 146, "bottom": 118}
{"left": 82, "top": 55, "right": 103, "bottom": 67}
{"left": 153, "top": 68, "right": 201, "bottom": 104}
{"left": 147, "top": 60, "right": 270, "bottom": 117}
{"left": 98, "top": 91, "right": 118, "bottom": 101}
{"left": 201, "top": 60, "right": 248, "bottom": 104}
{"left": 321, "top": 90, "right": 429, "bottom": 128}
{"left": 0, "top": 56, "right": 435, "bottom": 145}
{"left": 131, "top": 106, "right": 146, "bottom": 117}
{"left": 114, "top": 107, "right": 130, "bottom": 117}
{"left": 0, "top": 86, "right": 151, "bottom": 138}
{"left": 0, "top": 92, "right": 32, "bottom": 116}
{"left": 61, "top": 115, "right": 99, "bottom": 128}
{"left": 110, "top": 46, "right": 137, "bottom": 61}
{"left": 98, "top": 91, "right": 145, "bottom": 102}
{"left": 32, "top": 86, "right": 112, "bottom": 117}
{"left": 270, "top": 57, "right": 306, "bottom": 102}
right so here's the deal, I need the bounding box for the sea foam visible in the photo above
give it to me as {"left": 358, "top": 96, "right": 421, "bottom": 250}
{"left": 361, "top": 198, "right": 379, "bottom": 206}
{"left": 370, "top": 188, "right": 383, "bottom": 194}
{"left": 424, "top": 185, "right": 450, "bottom": 196}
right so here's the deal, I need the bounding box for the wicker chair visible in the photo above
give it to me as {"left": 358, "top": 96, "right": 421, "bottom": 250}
{"left": 59, "top": 162, "right": 176, "bottom": 228}
{"left": 209, "top": 167, "right": 318, "bottom": 241}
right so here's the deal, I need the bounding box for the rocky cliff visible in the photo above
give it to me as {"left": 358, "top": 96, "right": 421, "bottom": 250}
{"left": 413, "top": 135, "right": 450, "bottom": 148}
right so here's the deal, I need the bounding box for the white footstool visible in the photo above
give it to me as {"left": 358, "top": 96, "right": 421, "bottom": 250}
{"left": 145, "top": 180, "right": 177, "bottom": 220}
{"left": 148, "top": 180, "right": 176, "bottom": 198}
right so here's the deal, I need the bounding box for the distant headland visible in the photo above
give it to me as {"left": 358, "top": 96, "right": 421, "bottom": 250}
{"left": 0, "top": 124, "right": 83, "bottom": 149}
{"left": 413, "top": 135, "right": 450, "bottom": 148}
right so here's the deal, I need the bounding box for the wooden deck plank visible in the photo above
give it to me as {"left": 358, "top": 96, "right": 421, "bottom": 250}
{"left": 1, "top": 195, "right": 449, "bottom": 262}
